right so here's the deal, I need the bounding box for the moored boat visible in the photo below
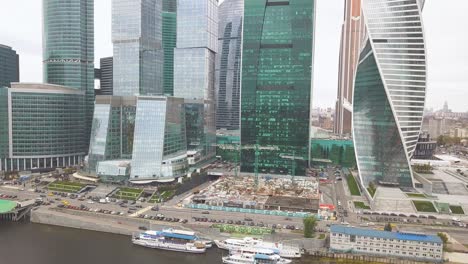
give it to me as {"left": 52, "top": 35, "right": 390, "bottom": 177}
{"left": 215, "top": 237, "right": 302, "bottom": 259}
{"left": 132, "top": 229, "right": 207, "bottom": 253}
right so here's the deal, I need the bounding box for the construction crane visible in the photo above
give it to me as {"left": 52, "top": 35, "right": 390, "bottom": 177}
{"left": 216, "top": 142, "right": 278, "bottom": 188}
{"left": 279, "top": 151, "right": 305, "bottom": 184}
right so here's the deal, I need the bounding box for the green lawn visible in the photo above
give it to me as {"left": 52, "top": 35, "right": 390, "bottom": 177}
{"left": 353, "top": 201, "right": 371, "bottom": 210}
{"left": 406, "top": 193, "right": 426, "bottom": 198}
{"left": 412, "top": 200, "right": 437, "bottom": 213}
{"left": 318, "top": 233, "right": 326, "bottom": 239}
{"left": 450, "top": 205, "right": 465, "bottom": 215}
{"left": 149, "top": 190, "right": 175, "bottom": 203}
{"left": 48, "top": 181, "right": 85, "bottom": 193}
{"left": 112, "top": 187, "right": 142, "bottom": 201}
{"left": 346, "top": 175, "right": 361, "bottom": 196}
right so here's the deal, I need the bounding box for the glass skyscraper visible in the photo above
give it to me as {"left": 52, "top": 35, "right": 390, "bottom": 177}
{"left": 43, "top": 0, "right": 94, "bottom": 149}
{"left": 0, "top": 44, "right": 19, "bottom": 88}
{"left": 162, "top": 0, "right": 177, "bottom": 95}
{"left": 240, "top": 0, "right": 316, "bottom": 176}
{"left": 99, "top": 57, "right": 113, "bottom": 95}
{"left": 333, "top": 0, "right": 364, "bottom": 136}
{"left": 174, "top": 0, "right": 218, "bottom": 164}
{"left": 353, "top": 0, "right": 427, "bottom": 194}
{"left": 215, "top": 0, "right": 243, "bottom": 130}
{"left": 131, "top": 96, "right": 187, "bottom": 181}
{"left": 0, "top": 83, "right": 86, "bottom": 171}
{"left": 112, "top": 0, "right": 163, "bottom": 96}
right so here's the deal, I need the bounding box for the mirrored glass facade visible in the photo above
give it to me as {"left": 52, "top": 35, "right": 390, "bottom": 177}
{"left": 43, "top": 0, "right": 94, "bottom": 149}
{"left": 162, "top": 0, "right": 177, "bottom": 95}
{"left": 240, "top": 0, "right": 315, "bottom": 176}
{"left": 215, "top": 0, "right": 243, "bottom": 130}
{"left": 174, "top": 0, "right": 217, "bottom": 164}
{"left": 131, "top": 97, "right": 187, "bottom": 181}
{"left": 0, "top": 44, "right": 19, "bottom": 88}
{"left": 0, "top": 83, "right": 86, "bottom": 171}
{"left": 112, "top": 0, "right": 163, "bottom": 96}
{"left": 87, "top": 96, "right": 136, "bottom": 174}
{"left": 353, "top": 0, "right": 427, "bottom": 193}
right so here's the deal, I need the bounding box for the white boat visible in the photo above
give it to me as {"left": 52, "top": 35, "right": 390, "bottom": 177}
{"left": 222, "top": 250, "right": 292, "bottom": 264}
{"left": 215, "top": 237, "right": 302, "bottom": 259}
{"left": 132, "top": 229, "right": 207, "bottom": 253}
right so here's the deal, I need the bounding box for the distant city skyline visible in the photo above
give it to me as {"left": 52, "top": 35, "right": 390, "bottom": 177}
{"left": 0, "top": 0, "right": 467, "bottom": 111}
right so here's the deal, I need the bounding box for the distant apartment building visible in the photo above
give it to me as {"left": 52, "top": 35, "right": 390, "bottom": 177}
{"left": 215, "top": 0, "right": 243, "bottom": 130}
{"left": 0, "top": 83, "right": 86, "bottom": 171}
{"left": 330, "top": 225, "right": 443, "bottom": 263}
{"left": 0, "top": 44, "right": 19, "bottom": 87}
{"left": 427, "top": 117, "right": 447, "bottom": 139}
{"left": 334, "top": 0, "right": 363, "bottom": 136}
{"left": 452, "top": 127, "right": 468, "bottom": 138}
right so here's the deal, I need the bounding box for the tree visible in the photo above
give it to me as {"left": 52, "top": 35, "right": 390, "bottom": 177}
{"left": 303, "top": 215, "right": 317, "bottom": 238}
{"left": 384, "top": 223, "right": 392, "bottom": 231}
{"left": 437, "top": 232, "right": 448, "bottom": 251}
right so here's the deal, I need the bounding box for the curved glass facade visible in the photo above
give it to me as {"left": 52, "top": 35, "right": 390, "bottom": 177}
{"left": 43, "top": 0, "right": 94, "bottom": 148}
{"left": 240, "top": 0, "right": 315, "bottom": 176}
{"left": 353, "top": 0, "right": 427, "bottom": 193}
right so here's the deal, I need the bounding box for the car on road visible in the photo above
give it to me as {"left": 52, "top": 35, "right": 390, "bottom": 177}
{"left": 284, "top": 217, "right": 292, "bottom": 221}
{"left": 138, "top": 226, "right": 147, "bottom": 231}
{"left": 201, "top": 211, "right": 210, "bottom": 214}
{"left": 244, "top": 217, "right": 253, "bottom": 221}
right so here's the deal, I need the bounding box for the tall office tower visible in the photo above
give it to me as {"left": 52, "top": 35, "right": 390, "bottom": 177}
{"left": 99, "top": 57, "right": 113, "bottom": 95}
{"left": 333, "top": 0, "right": 364, "bottom": 137}
{"left": 353, "top": 0, "right": 427, "bottom": 195}
{"left": 162, "top": 0, "right": 177, "bottom": 95}
{"left": 130, "top": 96, "right": 188, "bottom": 181}
{"left": 240, "top": 0, "right": 315, "bottom": 176}
{"left": 174, "top": 0, "right": 218, "bottom": 164}
{"left": 215, "top": 0, "right": 243, "bottom": 130}
{"left": 0, "top": 83, "right": 86, "bottom": 172}
{"left": 112, "top": 0, "right": 163, "bottom": 96}
{"left": 0, "top": 44, "right": 19, "bottom": 87}
{"left": 43, "top": 0, "right": 94, "bottom": 149}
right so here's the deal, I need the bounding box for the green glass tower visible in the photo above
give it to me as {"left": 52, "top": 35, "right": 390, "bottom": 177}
{"left": 240, "top": 0, "right": 315, "bottom": 176}
{"left": 43, "top": 0, "right": 94, "bottom": 150}
{"left": 162, "top": 0, "right": 177, "bottom": 95}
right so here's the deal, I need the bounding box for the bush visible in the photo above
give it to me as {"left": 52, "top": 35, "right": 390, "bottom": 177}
{"left": 353, "top": 201, "right": 370, "bottom": 209}
{"left": 303, "top": 216, "right": 317, "bottom": 238}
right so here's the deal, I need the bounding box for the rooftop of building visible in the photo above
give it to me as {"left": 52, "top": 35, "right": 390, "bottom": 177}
{"left": 10, "top": 83, "right": 84, "bottom": 95}
{"left": 0, "top": 199, "right": 17, "bottom": 214}
{"left": 330, "top": 225, "right": 442, "bottom": 244}
{"left": 0, "top": 44, "right": 13, "bottom": 50}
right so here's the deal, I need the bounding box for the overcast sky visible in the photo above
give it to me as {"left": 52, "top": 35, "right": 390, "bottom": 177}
{"left": 0, "top": 1, "right": 466, "bottom": 112}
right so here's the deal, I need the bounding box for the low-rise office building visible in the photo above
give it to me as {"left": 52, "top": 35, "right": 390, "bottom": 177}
{"left": 0, "top": 83, "right": 86, "bottom": 171}
{"left": 330, "top": 225, "right": 443, "bottom": 262}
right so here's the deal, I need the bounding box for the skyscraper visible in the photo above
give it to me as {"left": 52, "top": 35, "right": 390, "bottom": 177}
{"left": 43, "top": 0, "right": 94, "bottom": 148}
{"left": 0, "top": 44, "right": 19, "bottom": 87}
{"left": 174, "top": 0, "right": 218, "bottom": 164}
{"left": 99, "top": 57, "right": 113, "bottom": 95}
{"left": 333, "top": 0, "right": 364, "bottom": 137}
{"left": 112, "top": 0, "right": 163, "bottom": 96}
{"left": 353, "top": 0, "right": 427, "bottom": 195}
{"left": 240, "top": 0, "right": 316, "bottom": 176}
{"left": 215, "top": 0, "right": 243, "bottom": 130}
{"left": 162, "top": 0, "right": 177, "bottom": 95}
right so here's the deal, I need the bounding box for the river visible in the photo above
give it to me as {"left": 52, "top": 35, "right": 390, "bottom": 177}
{"left": 0, "top": 222, "right": 355, "bottom": 264}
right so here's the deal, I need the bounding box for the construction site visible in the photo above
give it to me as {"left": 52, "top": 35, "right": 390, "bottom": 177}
{"left": 187, "top": 176, "right": 320, "bottom": 213}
